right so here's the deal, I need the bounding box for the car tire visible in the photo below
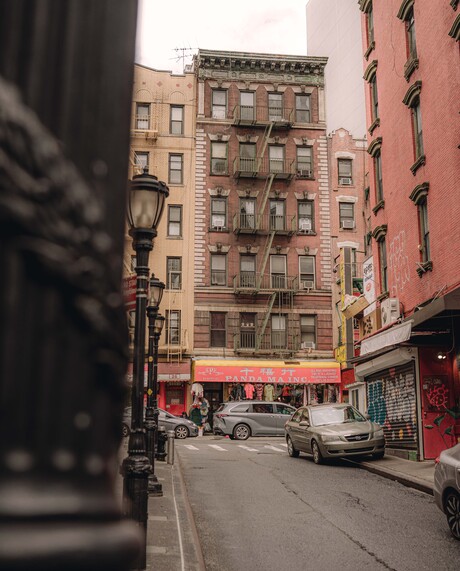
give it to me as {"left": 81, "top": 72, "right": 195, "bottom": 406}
{"left": 311, "top": 440, "right": 323, "bottom": 465}
{"left": 287, "top": 436, "right": 300, "bottom": 458}
{"left": 372, "top": 451, "right": 385, "bottom": 460}
{"left": 233, "top": 424, "right": 251, "bottom": 441}
{"left": 175, "top": 425, "right": 189, "bottom": 439}
{"left": 122, "top": 423, "right": 130, "bottom": 437}
{"left": 445, "top": 490, "right": 460, "bottom": 540}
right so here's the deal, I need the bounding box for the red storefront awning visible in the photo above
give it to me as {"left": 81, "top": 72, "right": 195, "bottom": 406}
{"left": 193, "top": 359, "right": 340, "bottom": 384}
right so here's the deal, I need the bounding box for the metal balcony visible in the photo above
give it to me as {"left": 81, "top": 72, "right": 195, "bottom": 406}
{"left": 234, "top": 332, "right": 299, "bottom": 355}
{"left": 233, "top": 157, "right": 295, "bottom": 180}
{"left": 233, "top": 213, "right": 296, "bottom": 235}
{"left": 232, "top": 105, "right": 294, "bottom": 128}
{"left": 233, "top": 272, "right": 299, "bottom": 294}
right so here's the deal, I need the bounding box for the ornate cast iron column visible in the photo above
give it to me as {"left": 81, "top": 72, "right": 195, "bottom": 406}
{"left": 0, "top": 2, "right": 140, "bottom": 570}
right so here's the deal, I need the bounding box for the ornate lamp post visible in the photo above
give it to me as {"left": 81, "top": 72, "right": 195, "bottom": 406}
{"left": 145, "top": 275, "right": 165, "bottom": 496}
{"left": 121, "top": 170, "right": 169, "bottom": 570}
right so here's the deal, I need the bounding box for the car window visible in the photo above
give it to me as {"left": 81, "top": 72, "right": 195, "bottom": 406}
{"left": 290, "top": 410, "right": 303, "bottom": 423}
{"left": 300, "top": 410, "right": 310, "bottom": 423}
{"left": 275, "top": 404, "right": 295, "bottom": 415}
{"left": 253, "top": 403, "right": 274, "bottom": 413}
{"left": 310, "top": 405, "right": 365, "bottom": 426}
{"left": 229, "top": 403, "right": 250, "bottom": 413}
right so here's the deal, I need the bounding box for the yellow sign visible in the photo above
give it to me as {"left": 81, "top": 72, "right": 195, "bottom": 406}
{"left": 335, "top": 345, "right": 347, "bottom": 364}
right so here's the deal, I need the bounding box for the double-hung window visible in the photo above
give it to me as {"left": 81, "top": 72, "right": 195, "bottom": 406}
{"left": 271, "top": 315, "right": 287, "bottom": 349}
{"left": 269, "top": 146, "right": 284, "bottom": 173}
{"left": 239, "top": 198, "right": 256, "bottom": 229}
{"left": 300, "top": 316, "right": 316, "bottom": 348}
{"left": 239, "top": 143, "right": 256, "bottom": 174}
{"left": 166, "top": 310, "right": 181, "bottom": 345}
{"left": 411, "top": 98, "right": 424, "bottom": 160}
{"left": 211, "top": 254, "right": 227, "bottom": 286}
{"left": 269, "top": 200, "right": 285, "bottom": 231}
{"left": 167, "top": 205, "right": 182, "bottom": 237}
{"left": 379, "top": 238, "right": 388, "bottom": 293}
{"left": 134, "top": 151, "right": 149, "bottom": 173}
{"left": 295, "top": 94, "right": 311, "bottom": 123}
{"left": 136, "top": 103, "right": 150, "bottom": 129}
{"left": 339, "top": 203, "right": 355, "bottom": 229}
{"left": 298, "top": 201, "right": 314, "bottom": 233}
{"left": 406, "top": 7, "right": 417, "bottom": 59}
{"left": 375, "top": 151, "right": 383, "bottom": 202}
{"left": 371, "top": 75, "right": 379, "bottom": 122}
{"left": 367, "top": 3, "right": 374, "bottom": 46}
{"left": 166, "top": 257, "right": 182, "bottom": 290}
{"left": 418, "top": 199, "right": 430, "bottom": 263}
{"left": 169, "top": 154, "right": 183, "bottom": 184}
{"left": 296, "top": 147, "right": 313, "bottom": 178}
{"left": 210, "top": 198, "right": 227, "bottom": 230}
{"left": 299, "top": 256, "right": 315, "bottom": 289}
{"left": 240, "top": 92, "right": 255, "bottom": 121}
{"left": 240, "top": 255, "right": 256, "bottom": 288}
{"left": 270, "top": 255, "right": 287, "bottom": 289}
{"left": 212, "top": 90, "right": 227, "bottom": 119}
{"left": 170, "top": 105, "right": 184, "bottom": 135}
{"left": 338, "top": 159, "right": 353, "bottom": 185}
{"left": 268, "top": 93, "right": 283, "bottom": 121}
{"left": 240, "top": 313, "right": 256, "bottom": 349}
{"left": 210, "top": 312, "right": 226, "bottom": 347}
{"left": 211, "top": 142, "right": 228, "bottom": 175}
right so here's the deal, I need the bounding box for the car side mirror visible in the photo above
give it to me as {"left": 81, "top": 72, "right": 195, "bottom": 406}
{"left": 299, "top": 420, "right": 310, "bottom": 428}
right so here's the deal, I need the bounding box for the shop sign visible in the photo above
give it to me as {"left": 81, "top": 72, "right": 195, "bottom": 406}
{"left": 335, "top": 345, "right": 347, "bottom": 364}
{"left": 362, "top": 256, "right": 376, "bottom": 305}
{"left": 122, "top": 275, "right": 137, "bottom": 311}
{"left": 358, "top": 307, "right": 382, "bottom": 340}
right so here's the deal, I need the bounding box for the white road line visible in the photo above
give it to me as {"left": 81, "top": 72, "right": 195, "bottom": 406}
{"left": 208, "top": 444, "right": 228, "bottom": 451}
{"left": 279, "top": 443, "right": 288, "bottom": 447}
{"left": 171, "top": 466, "right": 185, "bottom": 571}
{"left": 238, "top": 444, "right": 259, "bottom": 452}
{"left": 183, "top": 444, "right": 199, "bottom": 450}
{"left": 264, "top": 445, "right": 285, "bottom": 452}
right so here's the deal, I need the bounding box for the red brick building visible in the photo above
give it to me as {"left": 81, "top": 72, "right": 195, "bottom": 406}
{"left": 355, "top": 0, "right": 460, "bottom": 459}
{"left": 191, "top": 49, "right": 341, "bottom": 412}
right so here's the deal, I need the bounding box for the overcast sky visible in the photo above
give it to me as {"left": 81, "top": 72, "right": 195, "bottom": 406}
{"left": 136, "top": 0, "right": 310, "bottom": 74}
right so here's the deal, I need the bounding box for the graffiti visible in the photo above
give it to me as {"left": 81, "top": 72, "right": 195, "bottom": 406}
{"left": 426, "top": 382, "right": 449, "bottom": 409}
{"left": 388, "top": 230, "right": 411, "bottom": 296}
{"left": 367, "top": 380, "right": 386, "bottom": 425}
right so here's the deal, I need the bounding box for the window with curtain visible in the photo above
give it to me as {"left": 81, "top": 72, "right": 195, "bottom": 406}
{"left": 239, "top": 198, "right": 256, "bottom": 229}
{"left": 210, "top": 198, "right": 227, "bottom": 230}
{"left": 299, "top": 256, "right": 315, "bottom": 289}
{"left": 136, "top": 103, "right": 150, "bottom": 129}
{"left": 211, "top": 142, "right": 228, "bottom": 175}
{"left": 239, "top": 143, "right": 256, "bottom": 173}
{"left": 298, "top": 200, "right": 314, "bottom": 232}
{"left": 166, "top": 257, "right": 182, "bottom": 290}
{"left": 300, "top": 315, "right": 316, "bottom": 347}
{"left": 270, "top": 255, "right": 286, "bottom": 289}
{"left": 269, "top": 200, "right": 285, "bottom": 231}
{"left": 134, "top": 151, "right": 149, "bottom": 173}
{"left": 268, "top": 93, "right": 283, "bottom": 120}
{"left": 211, "top": 254, "right": 227, "bottom": 286}
{"left": 296, "top": 147, "right": 313, "bottom": 177}
{"left": 271, "top": 314, "right": 287, "bottom": 348}
{"left": 240, "top": 255, "right": 256, "bottom": 287}
{"left": 212, "top": 90, "right": 227, "bottom": 119}
{"left": 269, "top": 146, "right": 284, "bottom": 173}
{"left": 295, "top": 94, "right": 311, "bottom": 122}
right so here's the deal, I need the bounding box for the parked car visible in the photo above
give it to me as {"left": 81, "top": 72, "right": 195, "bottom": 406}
{"left": 434, "top": 442, "right": 460, "bottom": 540}
{"left": 213, "top": 401, "right": 296, "bottom": 440}
{"left": 285, "top": 403, "right": 385, "bottom": 464}
{"left": 122, "top": 407, "right": 198, "bottom": 439}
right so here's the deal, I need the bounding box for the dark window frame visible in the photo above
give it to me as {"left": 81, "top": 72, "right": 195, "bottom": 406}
{"left": 210, "top": 311, "right": 227, "bottom": 347}
{"left": 338, "top": 158, "right": 353, "bottom": 185}
{"left": 212, "top": 89, "right": 228, "bottom": 119}
{"left": 168, "top": 153, "right": 183, "bottom": 184}
{"left": 211, "top": 253, "right": 227, "bottom": 286}
{"left": 166, "top": 257, "right": 182, "bottom": 290}
{"left": 298, "top": 200, "right": 314, "bottom": 233}
{"left": 295, "top": 94, "right": 311, "bottom": 123}
{"left": 167, "top": 205, "right": 182, "bottom": 237}
{"left": 211, "top": 141, "right": 228, "bottom": 175}
{"left": 170, "top": 105, "right": 184, "bottom": 135}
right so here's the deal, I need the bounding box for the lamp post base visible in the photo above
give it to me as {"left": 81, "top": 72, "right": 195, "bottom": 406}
{"left": 148, "top": 474, "right": 163, "bottom": 496}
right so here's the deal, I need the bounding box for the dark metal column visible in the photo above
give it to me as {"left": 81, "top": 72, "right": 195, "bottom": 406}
{"left": 0, "top": 2, "right": 141, "bottom": 570}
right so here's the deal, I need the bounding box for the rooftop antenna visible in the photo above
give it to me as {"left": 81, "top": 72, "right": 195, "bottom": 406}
{"left": 173, "top": 46, "right": 198, "bottom": 72}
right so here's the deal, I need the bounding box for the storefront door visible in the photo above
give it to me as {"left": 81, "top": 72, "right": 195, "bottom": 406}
{"left": 165, "top": 383, "right": 185, "bottom": 416}
{"left": 203, "top": 383, "right": 223, "bottom": 428}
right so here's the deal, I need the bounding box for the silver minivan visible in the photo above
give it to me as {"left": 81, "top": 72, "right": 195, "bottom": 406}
{"left": 213, "top": 401, "right": 296, "bottom": 440}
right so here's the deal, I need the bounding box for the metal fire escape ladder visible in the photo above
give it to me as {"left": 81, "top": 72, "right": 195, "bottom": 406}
{"left": 256, "top": 173, "right": 275, "bottom": 230}
{"left": 255, "top": 292, "right": 277, "bottom": 349}
{"left": 256, "top": 231, "right": 275, "bottom": 289}
{"left": 166, "top": 273, "right": 184, "bottom": 364}
{"left": 256, "top": 122, "right": 274, "bottom": 170}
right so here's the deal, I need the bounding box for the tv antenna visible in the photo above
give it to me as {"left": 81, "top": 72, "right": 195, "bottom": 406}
{"left": 173, "top": 46, "right": 197, "bottom": 71}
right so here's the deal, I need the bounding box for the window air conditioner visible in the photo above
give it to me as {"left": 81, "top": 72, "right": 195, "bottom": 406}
{"left": 301, "top": 280, "right": 314, "bottom": 290}
{"left": 145, "top": 129, "right": 158, "bottom": 140}
{"left": 380, "top": 298, "right": 400, "bottom": 326}
{"left": 213, "top": 161, "right": 227, "bottom": 174}
{"left": 341, "top": 219, "right": 355, "bottom": 229}
{"left": 297, "top": 169, "right": 312, "bottom": 178}
{"left": 339, "top": 177, "right": 352, "bottom": 185}
{"left": 299, "top": 219, "right": 312, "bottom": 232}
{"left": 301, "top": 341, "right": 316, "bottom": 349}
{"left": 212, "top": 216, "right": 225, "bottom": 230}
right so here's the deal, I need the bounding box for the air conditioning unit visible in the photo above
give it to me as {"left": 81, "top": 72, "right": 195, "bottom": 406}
{"left": 145, "top": 129, "right": 158, "bottom": 140}
{"left": 301, "top": 280, "right": 314, "bottom": 290}
{"left": 339, "top": 177, "right": 352, "bottom": 185}
{"left": 213, "top": 161, "right": 227, "bottom": 174}
{"left": 341, "top": 219, "right": 355, "bottom": 229}
{"left": 212, "top": 216, "right": 225, "bottom": 230}
{"left": 299, "top": 219, "right": 312, "bottom": 232}
{"left": 301, "top": 341, "right": 316, "bottom": 349}
{"left": 380, "top": 298, "right": 400, "bottom": 326}
{"left": 297, "top": 169, "right": 312, "bottom": 178}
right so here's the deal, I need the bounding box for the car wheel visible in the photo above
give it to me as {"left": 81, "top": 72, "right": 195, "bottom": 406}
{"left": 445, "top": 490, "right": 460, "bottom": 540}
{"left": 122, "top": 423, "right": 130, "bottom": 437}
{"left": 372, "top": 451, "right": 385, "bottom": 460}
{"left": 233, "top": 424, "right": 251, "bottom": 441}
{"left": 175, "top": 425, "right": 189, "bottom": 439}
{"left": 311, "top": 440, "right": 323, "bottom": 465}
{"left": 287, "top": 436, "right": 300, "bottom": 458}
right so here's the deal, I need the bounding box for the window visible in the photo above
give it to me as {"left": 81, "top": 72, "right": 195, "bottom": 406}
{"left": 335, "top": 302, "right": 342, "bottom": 346}
{"left": 166, "top": 257, "right": 182, "bottom": 290}
{"left": 367, "top": 3, "right": 374, "bottom": 46}
{"left": 210, "top": 312, "right": 226, "bottom": 347}
{"left": 269, "top": 146, "right": 284, "bottom": 173}
{"left": 239, "top": 143, "right": 256, "bottom": 173}
{"left": 270, "top": 255, "right": 287, "bottom": 289}
{"left": 166, "top": 310, "right": 181, "bottom": 345}
{"left": 269, "top": 200, "right": 285, "bottom": 231}
{"left": 300, "top": 315, "right": 316, "bottom": 348}
{"left": 351, "top": 248, "right": 358, "bottom": 278}
{"left": 271, "top": 315, "right": 287, "bottom": 349}
{"left": 406, "top": 7, "right": 417, "bottom": 59}
{"left": 253, "top": 403, "right": 275, "bottom": 414}
{"left": 169, "top": 154, "right": 183, "bottom": 184}
{"left": 268, "top": 93, "right": 283, "bottom": 121}
{"left": 298, "top": 201, "right": 314, "bottom": 233}
{"left": 130, "top": 255, "right": 136, "bottom": 272}
{"left": 379, "top": 238, "right": 388, "bottom": 293}
{"left": 418, "top": 199, "right": 430, "bottom": 263}
{"left": 295, "top": 94, "right": 311, "bottom": 123}
{"left": 296, "top": 147, "right": 313, "bottom": 177}
{"left": 210, "top": 198, "right": 227, "bottom": 230}
{"left": 136, "top": 103, "right": 150, "bottom": 129}
{"left": 374, "top": 151, "right": 383, "bottom": 202}
{"left": 338, "top": 159, "right": 353, "bottom": 185}
{"left": 167, "top": 205, "right": 182, "bottom": 237}
{"left": 240, "top": 312, "right": 256, "bottom": 349}
{"left": 240, "top": 255, "right": 256, "bottom": 288}
{"left": 299, "top": 256, "right": 315, "bottom": 289}
{"left": 134, "top": 151, "right": 149, "bottom": 173}
{"left": 211, "top": 142, "right": 227, "bottom": 175}
{"left": 239, "top": 198, "right": 256, "bottom": 229}
{"left": 170, "top": 105, "right": 184, "bottom": 135}
{"left": 411, "top": 98, "right": 424, "bottom": 159}
{"left": 240, "top": 92, "right": 255, "bottom": 121}
{"left": 211, "top": 254, "right": 227, "bottom": 286}
{"left": 276, "top": 404, "right": 295, "bottom": 415}
{"left": 339, "top": 202, "right": 355, "bottom": 229}
{"left": 212, "top": 90, "right": 227, "bottom": 119}
{"left": 370, "top": 75, "right": 379, "bottom": 122}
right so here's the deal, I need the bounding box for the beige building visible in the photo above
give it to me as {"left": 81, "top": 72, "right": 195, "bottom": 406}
{"left": 124, "top": 64, "right": 196, "bottom": 415}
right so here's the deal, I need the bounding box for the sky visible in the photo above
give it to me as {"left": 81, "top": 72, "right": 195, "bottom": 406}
{"left": 136, "top": 0, "right": 310, "bottom": 74}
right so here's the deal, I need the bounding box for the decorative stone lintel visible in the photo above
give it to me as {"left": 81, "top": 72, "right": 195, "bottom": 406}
{"left": 236, "top": 134, "right": 259, "bottom": 143}
{"left": 208, "top": 187, "right": 230, "bottom": 197}
{"left": 449, "top": 13, "right": 460, "bottom": 40}
{"left": 372, "top": 199, "right": 385, "bottom": 214}
{"left": 359, "top": 0, "right": 372, "bottom": 13}
{"left": 368, "top": 117, "right": 380, "bottom": 135}
{"left": 372, "top": 224, "right": 387, "bottom": 242}
{"left": 270, "top": 246, "right": 289, "bottom": 255}
{"left": 208, "top": 244, "right": 230, "bottom": 253}
{"left": 364, "top": 41, "right": 375, "bottom": 61}
{"left": 397, "top": 0, "right": 414, "bottom": 21}
{"left": 237, "top": 246, "right": 259, "bottom": 254}
{"left": 403, "top": 80, "right": 422, "bottom": 106}
{"left": 409, "top": 182, "right": 429, "bottom": 204}
{"left": 404, "top": 56, "right": 419, "bottom": 82}
{"left": 363, "top": 60, "right": 378, "bottom": 82}
{"left": 237, "top": 189, "right": 259, "bottom": 198}
{"left": 295, "top": 191, "right": 316, "bottom": 201}
{"left": 410, "top": 154, "right": 426, "bottom": 175}
{"left": 367, "top": 136, "right": 382, "bottom": 157}
{"left": 416, "top": 260, "right": 433, "bottom": 277}
{"left": 207, "top": 133, "right": 230, "bottom": 142}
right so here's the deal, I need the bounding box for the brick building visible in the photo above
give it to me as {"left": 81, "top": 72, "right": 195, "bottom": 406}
{"left": 354, "top": 0, "right": 460, "bottom": 459}
{"left": 191, "top": 49, "right": 341, "bottom": 412}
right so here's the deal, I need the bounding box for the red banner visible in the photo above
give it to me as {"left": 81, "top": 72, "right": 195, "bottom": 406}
{"left": 122, "top": 275, "right": 137, "bottom": 311}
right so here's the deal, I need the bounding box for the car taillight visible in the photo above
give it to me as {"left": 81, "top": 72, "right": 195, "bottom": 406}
{"left": 215, "top": 413, "right": 228, "bottom": 418}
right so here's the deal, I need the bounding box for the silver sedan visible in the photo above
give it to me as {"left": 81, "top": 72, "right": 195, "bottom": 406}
{"left": 434, "top": 442, "right": 460, "bottom": 540}
{"left": 285, "top": 403, "right": 385, "bottom": 464}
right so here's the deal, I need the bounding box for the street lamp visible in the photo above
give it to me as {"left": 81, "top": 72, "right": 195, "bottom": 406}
{"left": 145, "top": 275, "right": 165, "bottom": 496}
{"left": 121, "top": 169, "right": 169, "bottom": 570}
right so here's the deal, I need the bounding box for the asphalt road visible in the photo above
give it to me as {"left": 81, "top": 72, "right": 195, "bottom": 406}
{"left": 177, "top": 436, "right": 460, "bottom": 571}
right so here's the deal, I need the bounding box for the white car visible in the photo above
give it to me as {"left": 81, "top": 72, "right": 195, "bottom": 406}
{"left": 434, "top": 442, "right": 460, "bottom": 540}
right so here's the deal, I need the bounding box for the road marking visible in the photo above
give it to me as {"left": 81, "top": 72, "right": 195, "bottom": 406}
{"left": 264, "top": 445, "right": 285, "bottom": 452}
{"left": 279, "top": 443, "right": 287, "bottom": 447}
{"left": 208, "top": 444, "right": 227, "bottom": 451}
{"left": 183, "top": 445, "right": 199, "bottom": 450}
{"left": 238, "top": 444, "right": 259, "bottom": 452}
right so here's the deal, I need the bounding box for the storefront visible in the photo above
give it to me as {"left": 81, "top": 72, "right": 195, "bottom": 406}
{"left": 192, "top": 359, "right": 341, "bottom": 409}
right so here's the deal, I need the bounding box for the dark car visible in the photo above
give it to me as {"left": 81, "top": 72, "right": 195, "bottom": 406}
{"left": 213, "top": 401, "right": 296, "bottom": 440}
{"left": 285, "top": 403, "right": 385, "bottom": 464}
{"left": 122, "top": 407, "right": 198, "bottom": 439}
